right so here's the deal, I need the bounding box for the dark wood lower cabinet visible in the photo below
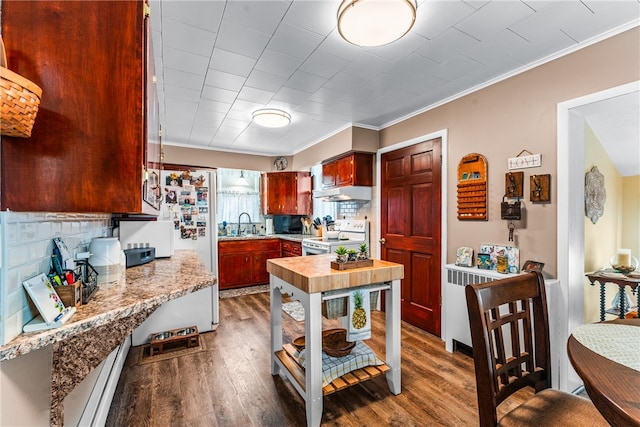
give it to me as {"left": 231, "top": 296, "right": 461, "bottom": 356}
{"left": 218, "top": 239, "right": 282, "bottom": 289}
{"left": 281, "top": 240, "right": 302, "bottom": 257}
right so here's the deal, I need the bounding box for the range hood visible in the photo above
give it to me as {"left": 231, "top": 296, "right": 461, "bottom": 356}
{"left": 313, "top": 186, "right": 372, "bottom": 202}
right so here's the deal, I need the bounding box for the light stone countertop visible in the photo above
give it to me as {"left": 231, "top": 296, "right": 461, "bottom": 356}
{"left": 0, "top": 250, "right": 216, "bottom": 362}
{"left": 218, "top": 233, "right": 308, "bottom": 242}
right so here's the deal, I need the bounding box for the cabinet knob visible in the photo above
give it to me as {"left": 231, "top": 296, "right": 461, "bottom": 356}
{"left": 379, "top": 238, "right": 386, "bottom": 245}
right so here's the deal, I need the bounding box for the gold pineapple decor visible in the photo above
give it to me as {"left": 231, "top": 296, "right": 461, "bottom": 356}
{"left": 351, "top": 290, "right": 367, "bottom": 329}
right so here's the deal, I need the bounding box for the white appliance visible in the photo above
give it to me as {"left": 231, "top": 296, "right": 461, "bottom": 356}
{"left": 118, "top": 220, "right": 174, "bottom": 258}
{"left": 312, "top": 186, "right": 372, "bottom": 202}
{"left": 126, "top": 169, "right": 219, "bottom": 346}
{"left": 302, "top": 219, "right": 369, "bottom": 255}
{"left": 88, "top": 237, "right": 125, "bottom": 285}
{"left": 443, "top": 264, "right": 560, "bottom": 387}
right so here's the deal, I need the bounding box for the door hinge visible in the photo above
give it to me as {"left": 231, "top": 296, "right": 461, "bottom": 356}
{"left": 144, "top": 3, "right": 151, "bottom": 18}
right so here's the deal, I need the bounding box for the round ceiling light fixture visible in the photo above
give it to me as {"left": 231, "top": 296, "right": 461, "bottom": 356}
{"left": 337, "top": 0, "right": 417, "bottom": 47}
{"left": 252, "top": 108, "right": 291, "bottom": 128}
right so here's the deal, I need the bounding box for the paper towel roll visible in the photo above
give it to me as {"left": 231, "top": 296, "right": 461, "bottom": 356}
{"left": 266, "top": 218, "right": 274, "bottom": 235}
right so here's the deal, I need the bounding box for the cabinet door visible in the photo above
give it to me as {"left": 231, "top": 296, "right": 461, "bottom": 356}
{"left": 0, "top": 0, "right": 147, "bottom": 213}
{"left": 295, "top": 172, "right": 313, "bottom": 216}
{"left": 218, "top": 253, "right": 252, "bottom": 289}
{"left": 322, "top": 152, "right": 374, "bottom": 189}
{"left": 263, "top": 172, "right": 312, "bottom": 215}
{"left": 263, "top": 173, "right": 284, "bottom": 214}
{"left": 335, "top": 155, "right": 355, "bottom": 187}
{"left": 322, "top": 162, "right": 337, "bottom": 188}
{"left": 278, "top": 174, "right": 298, "bottom": 213}
{"left": 253, "top": 250, "right": 281, "bottom": 284}
{"left": 143, "top": 22, "right": 162, "bottom": 212}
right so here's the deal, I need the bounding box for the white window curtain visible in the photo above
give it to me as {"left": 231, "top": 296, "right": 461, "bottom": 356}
{"left": 216, "top": 169, "right": 261, "bottom": 224}
{"left": 311, "top": 164, "right": 337, "bottom": 219}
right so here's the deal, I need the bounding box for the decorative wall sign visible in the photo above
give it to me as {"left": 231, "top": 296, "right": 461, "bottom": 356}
{"left": 457, "top": 153, "right": 488, "bottom": 220}
{"left": 507, "top": 153, "right": 542, "bottom": 170}
{"left": 530, "top": 174, "right": 551, "bottom": 202}
{"left": 585, "top": 166, "right": 606, "bottom": 224}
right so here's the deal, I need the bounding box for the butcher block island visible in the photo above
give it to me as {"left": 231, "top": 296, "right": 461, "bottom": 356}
{"left": 267, "top": 254, "right": 404, "bottom": 427}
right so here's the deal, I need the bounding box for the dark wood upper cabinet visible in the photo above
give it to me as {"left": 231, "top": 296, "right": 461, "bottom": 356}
{"left": 321, "top": 152, "right": 374, "bottom": 189}
{"left": 261, "top": 172, "right": 312, "bottom": 216}
{"left": 0, "top": 0, "right": 158, "bottom": 213}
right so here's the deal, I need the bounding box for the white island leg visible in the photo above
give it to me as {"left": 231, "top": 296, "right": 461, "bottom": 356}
{"left": 305, "top": 291, "right": 323, "bottom": 427}
{"left": 386, "top": 278, "right": 402, "bottom": 394}
{"left": 270, "top": 277, "right": 282, "bottom": 376}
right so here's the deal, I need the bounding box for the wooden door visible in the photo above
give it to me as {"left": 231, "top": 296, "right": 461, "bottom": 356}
{"left": 380, "top": 138, "right": 442, "bottom": 335}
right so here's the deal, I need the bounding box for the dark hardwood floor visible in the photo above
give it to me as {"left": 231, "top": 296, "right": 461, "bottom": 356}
{"left": 106, "top": 291, "right": 530, "bottom": 426}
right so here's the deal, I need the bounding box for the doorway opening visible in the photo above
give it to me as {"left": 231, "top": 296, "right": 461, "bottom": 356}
{"left": 557, "top": 80, "right": 640, "bottom": 391}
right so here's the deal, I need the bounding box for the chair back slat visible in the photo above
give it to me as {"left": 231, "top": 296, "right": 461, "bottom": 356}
{"left": 465, "top": 271, "right": 552, "bottom": 427}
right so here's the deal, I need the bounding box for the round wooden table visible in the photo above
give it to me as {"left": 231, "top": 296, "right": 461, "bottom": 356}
{"left": 567, "top": 318, "right": 640, "bottom": 427}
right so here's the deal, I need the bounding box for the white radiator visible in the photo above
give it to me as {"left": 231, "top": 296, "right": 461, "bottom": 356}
{"left": 443, "top": 264, "right": 561, "bottom": 387}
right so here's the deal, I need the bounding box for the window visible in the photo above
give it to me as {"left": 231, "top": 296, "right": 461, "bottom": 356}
{"left": 311, "top": 164, "right": 337, "bottom": 220}
{"left": 216, "top": 169, "right": 261, "bottom": 225}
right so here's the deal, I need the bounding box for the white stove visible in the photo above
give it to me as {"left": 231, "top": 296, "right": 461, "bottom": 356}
{"left": 302, "top": 220, "right": 369, "bottom": 256}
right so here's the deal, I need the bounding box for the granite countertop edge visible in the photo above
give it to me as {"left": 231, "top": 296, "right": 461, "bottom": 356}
{"left": 218, "top": 234, "right": 308, "bottom": 243}
{"left": 0, "top": 250, "right": 216, "bottom": 362}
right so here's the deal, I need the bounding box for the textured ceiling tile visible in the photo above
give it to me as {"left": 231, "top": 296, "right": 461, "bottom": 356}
{"left": 210, "top": 48, "right": 257, "bottom": 78}
{"left": 153, "top": 0, "right": 638, "bottom": 157}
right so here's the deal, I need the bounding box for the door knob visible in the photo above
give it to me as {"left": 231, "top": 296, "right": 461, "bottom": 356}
{"left": 379, "top": 238, "right": 386, "bottom": 245}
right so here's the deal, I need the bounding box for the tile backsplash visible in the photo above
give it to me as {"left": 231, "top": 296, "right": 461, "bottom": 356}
{"left": 0, "top": 212, "right": 112, "bottom": 345}
{"left": 335, "top": 192, "right": 378, "bottom": 258}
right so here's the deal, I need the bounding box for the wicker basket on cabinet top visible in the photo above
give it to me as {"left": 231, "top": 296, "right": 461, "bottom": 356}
{"left": 0, "top": 37, "right": 42, "bottom": 138}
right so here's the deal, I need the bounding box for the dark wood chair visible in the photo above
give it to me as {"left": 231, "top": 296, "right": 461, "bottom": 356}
{"left": 465, "top": 271, "right": 609, "bottom": 426}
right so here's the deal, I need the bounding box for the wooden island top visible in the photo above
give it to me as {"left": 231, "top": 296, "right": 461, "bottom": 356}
{"left": 267, "top": 254, "right": 404, "bottom": 294}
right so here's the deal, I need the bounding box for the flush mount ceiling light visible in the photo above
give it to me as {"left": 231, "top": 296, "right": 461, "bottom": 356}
{"left": 337, "top": 0, "right": 417, "bottom": 47}
{"left": 252, "top": 108, "right": 291, "bottom": 128}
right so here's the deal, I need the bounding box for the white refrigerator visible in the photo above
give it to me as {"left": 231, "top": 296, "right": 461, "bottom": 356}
{"left": 129, "top": 169, "right": 219, "bottom": 346}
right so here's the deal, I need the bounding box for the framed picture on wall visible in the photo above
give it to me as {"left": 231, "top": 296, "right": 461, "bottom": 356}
{"left": 522, "top": 260, "right": 545, "bottom": 273}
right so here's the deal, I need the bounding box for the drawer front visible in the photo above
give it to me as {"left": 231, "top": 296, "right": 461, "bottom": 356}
{"left": 281, "top": 240, "right": 302, "bottom": 256}
{"left": 219, "top": 239, "right": 280, "bottom": 254}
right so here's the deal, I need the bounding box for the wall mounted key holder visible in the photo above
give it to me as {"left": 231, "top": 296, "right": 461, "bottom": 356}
{"left": 530, "top": 174, "right": 550, "bottom": 202}
{"left": 505, "top": 171, "right": 523, "bottom": 198}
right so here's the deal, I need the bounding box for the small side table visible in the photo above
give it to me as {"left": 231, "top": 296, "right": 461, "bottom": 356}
{"left": 585, "top": 272, "right": 639, "bottom": 321}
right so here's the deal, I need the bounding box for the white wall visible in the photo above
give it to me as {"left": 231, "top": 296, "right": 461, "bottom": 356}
{"left": 0, "top": 345, "right": 52, "bottom": 426}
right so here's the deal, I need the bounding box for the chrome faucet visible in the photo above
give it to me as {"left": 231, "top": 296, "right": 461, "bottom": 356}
{"left": 238, "top": 212, "right": 252, "bottom": 236}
